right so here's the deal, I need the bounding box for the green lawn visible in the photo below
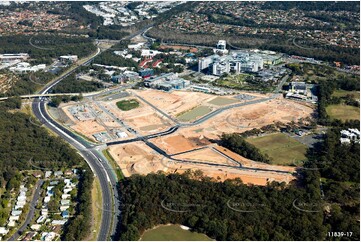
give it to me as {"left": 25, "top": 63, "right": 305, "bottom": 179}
{"left": 177, "top": 106, "right": 212, "bottom": 122}
{"left": 116, "top": 99, "right": 139, "bottom": 111}
{"left": 208, "top": 97, "right": 239, "bottom": 106}
{"left": 141, "top": 224, "right": 212, "bottom": 241}
{"left": 246, "top": 133, "right": 308, "bottom": 165}
{"left": 331, "top": 89, "right": 360, "bottom": 98}
{"left": 326, "top": 104, "right": 360, "bottom": 121}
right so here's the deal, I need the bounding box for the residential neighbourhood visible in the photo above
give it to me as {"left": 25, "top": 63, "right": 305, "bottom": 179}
{"left": 0, "top": 169, "right": 79, "bottom": 241}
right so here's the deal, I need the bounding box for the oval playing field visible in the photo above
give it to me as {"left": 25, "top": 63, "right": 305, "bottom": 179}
{"left": 140, "top": 224, "right": 212, "bottom": 241}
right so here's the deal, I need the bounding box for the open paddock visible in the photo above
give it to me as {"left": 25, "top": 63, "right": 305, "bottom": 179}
{"left": 246, "top": 133, "right": 308, "bottom": 166}
{"left": 177, "top": 106, "right": 213, "bottom": 122}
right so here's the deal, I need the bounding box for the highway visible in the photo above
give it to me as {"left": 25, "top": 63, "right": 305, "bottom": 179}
{"left": 31, "top": 47, "right": 119, "bottom": 241}
{"left": 28, "top": 26, "right": 155, "bottom": 240}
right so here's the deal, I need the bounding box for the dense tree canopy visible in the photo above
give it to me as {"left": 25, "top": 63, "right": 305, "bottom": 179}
{"left": 116, "top": 168, "right": 359, "bottom": 241}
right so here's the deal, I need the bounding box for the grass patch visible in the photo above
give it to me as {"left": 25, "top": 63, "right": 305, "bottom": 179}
{"left": 87, "top": 178, "right": 103, "bottom": 241}
{"left": 332, "top": 89, "right": 360, "bottom": 98}
{"left": 102, "top": 149, "right": 124, "bottom": 180}
{"left": 214, "top": 73, "right": 274, "bottom": 92}
{"left": 326, "top": 104, "right": 360, "bottom": 121}
{"left": 208, "top": 97, "right": 239, "bottom": 106}
{"left": 246, "top": 133, "right": 308, "bottom": 165}
{"left": 177, "top": 106, "right": 212, "bottom": 122}
{"left": 116, "top": 99, "right": 139, "bottom": 111}
{"left": 141, "top": 224, "right": 212, "bottom": 241}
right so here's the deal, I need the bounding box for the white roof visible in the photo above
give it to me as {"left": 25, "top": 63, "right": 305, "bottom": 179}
{"left": 60, "top": 205, "right": 70, "bottom": 211}
{"left": 37, "top": 215, "right": 46, "bottom": 224}
{"left": 61, "top": 194, "right": 71, "bottom": 199}
{"left": 61, "top": 199, "right": 70, "bottom": 205}
{"left": 31, "top": 224, "right": 42, "bottom": 231}
{"left": 8, "top": 221, "right": 16, "bottom": 227}
{"left": 11, "top": 210, "right": 22, "bottom": 216}
{"left": 340, "top": 138, "right": 351, "bottom": 144}
{"left": 348, "top": 128, "right": 360, "bottom": 135}
{"left": 16, "top": 200, "right": 26, "bottom": 205}
{"left": 9, "top": 215, "right": 19, "bottom": 221}
{"left": 0, "top": 227, "right": 9, "bottom": 235}
{"left": 51, "top": 220, "right": 67, "bottom": 225}
{"left": 44, "top": 196, "right": 51, "bottom": 203}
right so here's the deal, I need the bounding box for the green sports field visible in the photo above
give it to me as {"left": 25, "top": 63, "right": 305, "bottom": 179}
{"left": 116, "top": 99, "right": 139, "bottom": 111}
{"left": 208, "top": 97, "right": 239, "bottom": 106}
{"left": 331, "top": 89, "right": 360, "bottom": 98}
{"left": 246, "top": 133, "right": 308, "bottom": 165}
{"left": 177, "top": 106, "right": 212, "bottom": 122}
{"left": 326, "top": 104, "right": 360, "bottom": 121}
{"left": 140, "top": 224, "right": 212, "bottom": 241}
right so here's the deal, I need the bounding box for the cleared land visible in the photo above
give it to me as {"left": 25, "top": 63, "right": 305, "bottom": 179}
{"left": 133, "top": 89, "right": 216, "bottom": 117}
{"left": 109, "top": 140, "right": 295, "bottom": 186}
{"left": 108, "top": 142, "right": 165, "bottom": 177}
{"left": 246, "top": 133, "right": 308, "bottom": 165}
{"left": 141, "top": 224, "right": 211, "bottom": 241}
{"left": 180, "top": 97, "right": 314, "bottom": 140}
{"left": 107, "top": 98, "right": 173, "bottom": 134}
{"left": 132, "top": 89, "right": 263, "bottom": 119}
{"left": 177, "top": 106, "right": 212, "bottom": 122}
{"left": 326, "top": 104, "right": 360, "bottom": 121}
{"left": 116, "top": 99, "right": 139, "bottom": 111}
{"left": 152, "top": 134, "right": 211, "bottom": 155}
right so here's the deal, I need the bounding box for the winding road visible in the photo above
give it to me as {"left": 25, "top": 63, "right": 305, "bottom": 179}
{"left": 29, "top": 26, "right": 156, "bottom": 240}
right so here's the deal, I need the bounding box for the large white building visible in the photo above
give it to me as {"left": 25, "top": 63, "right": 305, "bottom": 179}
{"left": 213, "top": 40, "right": 228, "bottom": 54}
{"left": 199, "top": 52, "right": 264, "bottom": 76}
{"left": 60, "top": 55, "right": 78, "bottom": 64}
{"left": 0, "top": 53, "right": 29, "bottom": 63}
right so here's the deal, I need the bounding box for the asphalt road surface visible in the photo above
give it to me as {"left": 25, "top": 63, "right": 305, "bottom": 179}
{"left": 31, "top": 48, "right": 118, "bottom": 241}
{"left": 9, "top": 180, "right": 44, "bottom": 241}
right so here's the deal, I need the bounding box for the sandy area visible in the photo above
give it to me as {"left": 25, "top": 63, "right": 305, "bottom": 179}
{"left": 104, "top": 97, "right": 173, "bottom": 134}
{"left": 108, "top": 142, "right": 166, "bottom": 177}
{"left": 180, "top": 97, "right": 314, "bottom": 139}
{"left": 151, "top": 159, "right": 295, "bottom": 186}
{"left": 108, "top": 139, "right": 296, "bottom": 186}
{"left": 151, "top": 134, "right": 211, "bottom": 155}
{"left": 60, "top": 101, "right": 127, "bottom": 141}
{"left": 174, "top": 146, "right": 239, "bottom": 166}
{"left": 70, "top": 120, "right": 106, "bottom": 141}
{"left": 133, "top": 89, "right": 225, "bottom": 117}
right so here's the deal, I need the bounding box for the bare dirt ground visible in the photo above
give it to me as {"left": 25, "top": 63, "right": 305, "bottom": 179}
{"left": 180, "top": 97, "right": 314, "bottom": 139}
{"left": 133, "top": 89, "right": 214, "bottom": 117}
{"left": 109, "top": 139, "right": 296, "bottom": 186}
{"left": 109, "top": 146, "right": 294, "bottom": 186}
{"left": 151, "top": 134, "right": 211, "bottom": 155}
{"left": 104, "top": 97, "right": 173, "bottom": 135}
{"left": 57, "top": 89, "right": 312, "bottom": 185}
{"left": 108, "top": 142, "right": 166, "bottom": 177}
{"left": 59, "top": 101, "right": 130, "bottom": 141}
{"left": 132, "top": 89, "right": 264, "bottom": 118}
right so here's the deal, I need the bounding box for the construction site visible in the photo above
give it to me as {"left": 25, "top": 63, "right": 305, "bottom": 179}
{"left": 52, "top": 87, "right": 314, "bottom": 185}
